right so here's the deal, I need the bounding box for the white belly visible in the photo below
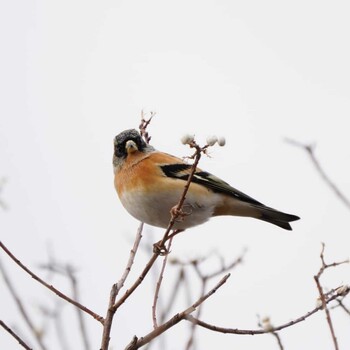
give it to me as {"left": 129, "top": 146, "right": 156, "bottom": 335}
{"left": 119, "top": 188, "right": 221, "bottom": 230}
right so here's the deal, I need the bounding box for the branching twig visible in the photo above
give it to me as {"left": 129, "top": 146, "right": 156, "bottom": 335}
{"left": 38, "top": 261, "right": 92, "bottom": 350}
{"left": 0, "top": 258, "right": 47, "bottom": 350}
{"left": 185, "top": 285, "right": 349, "bottom": 335}
{"left": 0, "top": 320, "right": 32, "bottom": 350}
{"left": 185, "top": 251, "right": 246, "bottom": 349}
{"left": 124, "top": 274, "right": 231, "bottom": 350}
{"left": 286, "top": 138, "right": 350, "bottom": 210}
{"left": 152, "top": 237, "right": 173, "bottom": 329}
{"left": 259, "top": 316, "right": 284, "bottom": 350}
{"left": 313, "top": 243, "right": 349, "bottom": 350}
{"left": 100, "top": 222, "right": 144, "bottom": 350}
{"left": 139, "top": 111, "right": 156, "bottom": 144}
{"left": 0, "top": 241, "right": 103, "bottom": 324}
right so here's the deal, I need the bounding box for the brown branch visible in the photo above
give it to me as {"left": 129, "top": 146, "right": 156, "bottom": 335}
{"left": 0, "top": 320, "right": 32, "bottom": 350}
{"left": 259, "top": 316, "right": 284, "bottom": 350}
{"left": 272, "top": 332, "right": 284, "bottom": 350}
{"left": 313, "top": 243, "right": 348, "bottom": 350}
{"left": 159, "top": 268, "right": 186, "bottom": 322}
{"left": 38, "top": 261, "right": 92, "bottom": 350}
{"left": 100, "top": 222, "right": 144, "bottom": 350}
{"left": 185, "top": 251, "right": 246, "bottom": 350}
{"left": 334, "top": 299, "right": 350, "bottom": 316}
{"left": 66, "top": 265, "right": 91, "bottom": 350}
{"left": 152, "top": 237, "right": 173, "bottom": 329}
{"left": 0, "top": 258, "right": 47, "bottom": 350}
{"left": 139, "top": 110, "right": 156, "bottom": 144}
{"left": 124, "top": 274, "right": 230, "bottom": 350}
{"left": 185, "top": 286, "right": 348, "bottom": 335}
{"left": 0, "top": 241, "right": 104, "bottom": 324}
{"left": 286, "top": 138, "right": 350, "bottom": 210}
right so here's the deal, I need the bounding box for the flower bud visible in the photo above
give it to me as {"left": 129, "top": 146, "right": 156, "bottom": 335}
{"left": 206, "top": 135, "right": 218, "bottom": 146}
{"left": 181, "top": 134, "right": 195, "bottom": 145}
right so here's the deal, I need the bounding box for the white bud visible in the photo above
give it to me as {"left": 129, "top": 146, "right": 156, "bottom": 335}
{"left": 206, "top": 135, "right": 218, "bottom": 146}
{"left": 316, "top": 297, "right": 323, "bottom": 308}
{"left": 336, "top": 285, "right": 349, "bottom": 296}
{"left": 217, "top": 136, "right": 226, "bottom": 147}
{"left": 261, "top": 317, "right": 273, "bottom": 331}
{"left": 181, "top": 134, "right": 195, "bottom": 145}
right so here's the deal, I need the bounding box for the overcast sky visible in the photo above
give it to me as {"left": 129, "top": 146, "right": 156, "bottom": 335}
{"left": 1, "top": 1, "right": 350, "bottom": 349}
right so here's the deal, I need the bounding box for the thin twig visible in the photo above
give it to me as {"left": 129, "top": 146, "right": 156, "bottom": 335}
{"left": 258, "top": 316, "right": 284, "bottom": 350}
{"left": 313, "top": 243, "right": 347, "bottom": 350}
{"left": 139, "top": 110, "right": 156, "bottom": 144}
{"left": 152, "top": 237, "right": 173, "bottom": 329}
{"left": 286, "top": 138, "right": 350, "bottom": 210}
{"left": 185, "top": 287, "right": 349, "bottom": 335}
{"left": 0, "top": 258, "right": 47, "bottom": 350}
{"left": 334, "top": 300, "right": 350, "bottom": 316}
{"left": 185, "top": 251, "right": 246, "bottom": 350}
{"left": 159, "top": 268, "right": 186, "bottom": 322}
{"left": 124, "top": 274, "right": 231, "bottom": 350}
{"left": 66, "top": 266, "right": 91, "bottom": 350}
{"left": 0, "top": 241, "right": 104, "bottom": 324}
{"left": 0, "top": 320, "right": 32, "bottom": 350}
{"left": 100, "top": 222, "right": 144, "bottom": 350}
{"left": 272, "top": 332, "right": 284, "bottom": 350}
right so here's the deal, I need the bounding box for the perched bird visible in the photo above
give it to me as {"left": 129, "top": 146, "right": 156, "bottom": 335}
{"left": 113, "top": 129, "right": 300, "bottom": 231}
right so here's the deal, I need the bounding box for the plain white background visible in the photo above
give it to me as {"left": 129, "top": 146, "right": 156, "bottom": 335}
{"left": 1, "top": 1, "right": 350, "bottom": 349}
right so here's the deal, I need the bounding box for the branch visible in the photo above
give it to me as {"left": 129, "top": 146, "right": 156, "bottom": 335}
{"left": 124, "top": 274, "right": 230, "bottom": 350}
{"left": 139, "top": 110, "right": 155, "bottom": 144}
{"left": 0, "top": 320, "right": 32, "bottom": 350}
{"left": 39, "top": 262, "right": 92, "bottom": 350}
{"left": 185, "top": 286, "right": 349, "bottom": 335}
{"left": 100, "top": 222, "right": 144, "bottom": 350}
{"left": 152, "top": 237, "right": 173, "bottom": 329}
{"left": 286, "top": 138, "right": 350, "bottom": 210}
{"left": 0, "top": 258, "right": 47, "bottom": 350}
{"left": 0, "top": 241, "right": 103, "bottom": 324}
{"left": 313, "top": 243, "right": 348, "bottom": 350}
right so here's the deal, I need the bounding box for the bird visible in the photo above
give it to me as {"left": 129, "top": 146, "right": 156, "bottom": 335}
{"left": 113, "top": 129, "right": 300, "bottom": 231}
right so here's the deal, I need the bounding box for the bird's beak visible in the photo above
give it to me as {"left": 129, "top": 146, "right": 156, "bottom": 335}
{"left": 125, "top": 140, "right": 138, "bottom": 154}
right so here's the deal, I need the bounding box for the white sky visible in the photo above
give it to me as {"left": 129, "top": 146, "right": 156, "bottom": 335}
{"left": 1, "top": 1, "right": 350, "bottom": 349}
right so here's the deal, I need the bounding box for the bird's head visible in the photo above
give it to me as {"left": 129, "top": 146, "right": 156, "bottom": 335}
{"left": 113, "top": 129, "right": 154, "bottom": 171}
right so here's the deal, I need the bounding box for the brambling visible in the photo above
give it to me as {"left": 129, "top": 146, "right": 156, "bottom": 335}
{"left": 113, "top": 129, "right": 300, "bottom": 231}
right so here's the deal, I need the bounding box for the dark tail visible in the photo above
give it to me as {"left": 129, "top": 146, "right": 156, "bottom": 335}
{"left": 256, "top": 205, "right": 300, "bottom": 231}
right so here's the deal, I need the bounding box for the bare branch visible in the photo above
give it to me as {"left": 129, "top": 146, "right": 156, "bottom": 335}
{"left": 0, "top": 258, "right": 47, "bottom": 350}
{"left": 0, "top": 320, "right": 32, "bottom": 350}
{"left": 139, "top": 110, "right": 156, "bottom": 144}
{"left": 313, "top": 243, "right": 348, "bottom": 350}
{"left": 100, "top": 222, "right": 144, "bottom": 350}
{"left": 185, "top": 285, "right": 348, "bottom": 335}
{"left": 66, "top": 265, "right": 91, "bottom": 350}
{"left": 124, "top": 274, "right": 231, "bottom": 350}
{"left": 0, "top": 241, "right": 103, "bottom": 324}
{"left": 286, "top": 138, "right": 350, "bottom": 210}
{"left": 152, "top": 237, "right": 173, "bottom": 329}
{"left": 259, "top": 316, "right": 284, "bottom": 350}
